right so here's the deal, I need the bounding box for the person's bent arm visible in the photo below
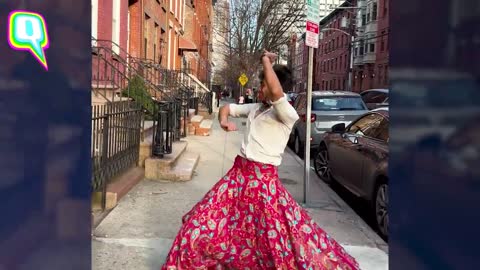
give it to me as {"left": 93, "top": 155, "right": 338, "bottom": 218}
{"left": 218, "top": 103, "right": 257, "bottom": 131}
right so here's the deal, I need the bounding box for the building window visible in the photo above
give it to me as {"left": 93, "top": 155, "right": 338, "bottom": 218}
{"left": 383, "top": 0, "right": 388, "bottom": 17}
{"left": 154, "top": 23, "right": 159, "bottom": 61}
{"left": 144, "top": 38, "right": 148, "bottom": 58}
{"left": 370, "top": 43, "right": 375, "bottom": 53}
{"left": 372, "top": 2, "right": 378, "bottom": 21}
{"left": 112, "top": 0, "right": 121, "bottom": 53}
{"left": 367, "top": 8, "right": 371, "bottom": 22}
{"left": 91, "top": 0, "right": 98, "bottom": 45}
{"left": 381, "top": 32, "right": 385, "bottom": 51}
{"left": 362, "top": 14, "right": 366, "bottom": 26}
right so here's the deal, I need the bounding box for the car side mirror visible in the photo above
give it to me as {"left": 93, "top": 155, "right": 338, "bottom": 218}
{"left": 331, "top": 123, "right": 346, "bottom": 133}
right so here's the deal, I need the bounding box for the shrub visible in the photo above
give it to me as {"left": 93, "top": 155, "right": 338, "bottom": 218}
{"left": 122, "top": 75, "right": 156, "bottom": 118}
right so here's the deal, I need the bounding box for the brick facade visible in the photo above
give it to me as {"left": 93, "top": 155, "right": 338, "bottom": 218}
{"left": 293, "top": 34, "right": 309, "bottom": 93}
{"left": 182, "top": 0, "right": 213, "bottom": 84}
{"left": 315, "top": 5, "right": 353, "bottom": 91}
{"left": 127, "top": 0, "right": 184, "bottom": 69}
{"left": 352, "top": 0, "right": 390, "bottom": 92}
{"left": 374, "top": 0, "right": 389, "bottom": 89}
{"left": 94, "top": 0, "right": 129, "bottom": 58}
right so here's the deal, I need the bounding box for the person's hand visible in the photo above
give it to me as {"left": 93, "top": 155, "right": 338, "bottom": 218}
{"left": 220, "top": 121, "right": 237, "bottom": 132}
{"left": 261, "top": 50, "right": 277, "bottom": 64}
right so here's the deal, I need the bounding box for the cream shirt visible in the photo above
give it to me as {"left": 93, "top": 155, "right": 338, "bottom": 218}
{"left": 229, "top": 95, "right": 299, "bottom": 166}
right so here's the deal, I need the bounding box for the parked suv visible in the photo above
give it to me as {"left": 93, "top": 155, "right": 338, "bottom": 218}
{"left": 289, "top": 91, "right": 369, "bottom": 155}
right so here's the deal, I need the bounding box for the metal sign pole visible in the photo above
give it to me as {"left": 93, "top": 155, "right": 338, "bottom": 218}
{"left": 303, "top": 46, "right": 314, "bottom": 205}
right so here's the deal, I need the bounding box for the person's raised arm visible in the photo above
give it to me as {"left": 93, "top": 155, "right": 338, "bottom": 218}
{"left": 261, "top": 51, "right": 284, "bottom": 102}
{"left": 260, "top": 51, "right": 299, "bottom": 127}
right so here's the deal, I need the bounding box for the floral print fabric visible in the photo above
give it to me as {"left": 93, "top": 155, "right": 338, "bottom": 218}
{"left": 162, "top": 156, "right": 361, "bottom": 270}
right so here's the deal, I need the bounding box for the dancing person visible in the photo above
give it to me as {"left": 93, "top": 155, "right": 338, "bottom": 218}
{"left": 161, "top": 50, "right": 361, "bottom": 270}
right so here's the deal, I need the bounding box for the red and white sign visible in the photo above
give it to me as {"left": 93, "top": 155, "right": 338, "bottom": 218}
{"left": 306, "top": 21, "right": 319, "bottom": 34}
{"left": 305, "top": 20, "right": 319, "bottom": 48}
{"left": 305, "top": 0, "right": 320, "bottom": 48}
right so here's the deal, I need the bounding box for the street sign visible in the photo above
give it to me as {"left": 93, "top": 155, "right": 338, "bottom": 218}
{"left": 306, "top": 21, "right": 319, "bottom": 48}
{"left": 306, "top": 0, "right": 321, "bottom": 23}
{"left": 238, "top": 73, "right": 248, "bottom": 86}
{"left": 305, "top": 0, "right": 320, "bottom": 48}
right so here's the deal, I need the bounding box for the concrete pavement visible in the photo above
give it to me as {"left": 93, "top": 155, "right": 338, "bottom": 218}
{"left": 93, "top": 101, "right": 388, "bottom": 270}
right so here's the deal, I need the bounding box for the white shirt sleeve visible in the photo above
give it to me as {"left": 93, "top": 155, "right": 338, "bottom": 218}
{"left": 229, "top": 103, "right": 258, "bottom": 118}
{"left": 271, "top": 94, "right": 299, "bottom": 127}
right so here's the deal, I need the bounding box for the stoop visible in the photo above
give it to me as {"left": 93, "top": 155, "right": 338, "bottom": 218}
{"left": 144, "top": 141, "right": 200, "bottom": 182}
{"left": 195, "top": 119, "right": 213, "bottom": 136}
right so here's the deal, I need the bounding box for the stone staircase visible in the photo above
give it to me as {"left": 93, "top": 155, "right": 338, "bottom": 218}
{"left": 144, "top": 141, "right": 200, "bottom": 181}
{"left": 187, "top": 105, "right": 214, "bottom": 136}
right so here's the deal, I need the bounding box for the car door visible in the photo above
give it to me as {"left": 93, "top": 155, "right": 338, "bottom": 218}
{"left": 357, "top": 116, "right": 389, "bottom": 198}
{"left": 329, "top": 113, "right": 384, "bottom": 195}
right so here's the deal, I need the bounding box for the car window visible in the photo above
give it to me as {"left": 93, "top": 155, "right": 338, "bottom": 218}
{"left": 362, "top": 92, "right": 388, "bottom": 103}
{"left": 312, "top": 96, "right": 366, "bottom": 111}
{"left": 371, "top": 118, "right": 389, "bottom": 142}
{"left": 348, "top": 113, "right": 384, "bottom": 137}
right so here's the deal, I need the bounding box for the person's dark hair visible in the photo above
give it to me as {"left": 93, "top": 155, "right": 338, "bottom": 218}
{"left": 258, "top": 64, "right": 294, "bottom": 92}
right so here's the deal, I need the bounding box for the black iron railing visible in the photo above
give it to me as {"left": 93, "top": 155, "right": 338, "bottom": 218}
{"left": 91, "top": 101, "right": 143, "bottom": 209}
{"left": 199, "top": 91, "right": 214, "bottom": 114}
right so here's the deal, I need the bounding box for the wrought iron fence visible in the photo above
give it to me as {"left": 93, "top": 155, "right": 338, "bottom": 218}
{"left": 91, "top": 101, "right": 143, "bottom": 209}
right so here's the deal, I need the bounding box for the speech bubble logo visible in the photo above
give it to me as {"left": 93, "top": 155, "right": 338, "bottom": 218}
{"left": 8, "top": 11, "right": 50, "bottom": 70}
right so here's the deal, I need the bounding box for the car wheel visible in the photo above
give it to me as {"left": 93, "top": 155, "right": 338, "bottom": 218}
{"left": 374, "top": 181, "right": 389, "bottom": 239}
{"left": 294, "top": 133, "right": 304, "bottom": 157}
{"left": 314, "top": 145, "right": 333, "bottom": 183}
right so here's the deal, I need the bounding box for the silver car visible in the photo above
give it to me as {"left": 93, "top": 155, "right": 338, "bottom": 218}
{"left": 289, "top": 91, "right": 369, "bottom": 155}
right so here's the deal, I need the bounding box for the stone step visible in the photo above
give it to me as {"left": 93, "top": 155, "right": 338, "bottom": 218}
{"left": 158, "top": 151, "right": 200, "bottom": 181}
{"left": 191, "top": 115, "right": 204, "bottom": 128}
{"left": 144, "top": 141, "right": 188, "bottom": 179}
{"left": 195, "top": 119, "right": 213, "bottom": 136}
{"left": 187, "top": 123, "right": 196, "bottom": 135}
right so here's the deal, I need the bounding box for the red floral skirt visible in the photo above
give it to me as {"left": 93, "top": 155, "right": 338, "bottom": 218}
{"left": 161, "top": 156, "right": 361, "bottom": 270}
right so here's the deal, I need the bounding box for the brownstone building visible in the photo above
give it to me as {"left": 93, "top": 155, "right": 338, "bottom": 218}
{"left": 128, "top": 0, "right": 185, "bottom": 69}
{"left": 292, "top": 33, "right": 309, "bottom": 93}
{"left": 182, "top": 0, "right": 213, "bottom": 85}
{"left": 374, "top": 0, "right": 389, "bottom": 89}
{"left": 315, "top": 1, "right": 354, "bottom": 91}
{"left": 352, "top": 0, "right": 390, "bottom": 92}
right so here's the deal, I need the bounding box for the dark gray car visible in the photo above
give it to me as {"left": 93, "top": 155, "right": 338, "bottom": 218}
{"left": 360, "top": 89, "right": 389, "bottom": 110}
{"left": 289, "top": 91, "right": 369, "bottom": 155}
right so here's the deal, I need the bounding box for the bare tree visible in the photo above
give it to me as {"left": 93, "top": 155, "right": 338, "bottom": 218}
{"left": 212, "top": 0, "right": 305, "bottom": 95}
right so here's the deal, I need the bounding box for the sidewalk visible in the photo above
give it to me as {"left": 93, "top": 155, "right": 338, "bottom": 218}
{"left": 93, "top": 101, "right": 388, "bottom": 270}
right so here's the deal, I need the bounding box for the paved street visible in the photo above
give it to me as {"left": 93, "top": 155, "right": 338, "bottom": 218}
{"left": 92, "top": 102, "right": 388, "bottom": 270}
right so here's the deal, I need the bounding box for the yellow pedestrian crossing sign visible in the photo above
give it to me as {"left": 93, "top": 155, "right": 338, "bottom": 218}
{"left": 238, "top": 73, "right": 248, "bottom": 86}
